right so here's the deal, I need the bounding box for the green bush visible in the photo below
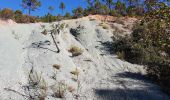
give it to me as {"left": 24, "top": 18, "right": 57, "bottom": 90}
{"left": 40, "top": 13, "right": 57, "bottom": 22}
{"left": 19, "top": 15, "right": 38, "bottom": 23}
{"left": 65, "top": 12, "right": 72, "bottom": 19}
{"left": 14, "top": 10, "right": 23, "bottom": 23}
{"left": 113, "top": 3, "right": 170, "bottom": 94}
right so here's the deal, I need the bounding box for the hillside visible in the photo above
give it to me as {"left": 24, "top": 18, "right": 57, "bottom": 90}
{"left": 0, "top": 16, "right": 169, "bottom": 100}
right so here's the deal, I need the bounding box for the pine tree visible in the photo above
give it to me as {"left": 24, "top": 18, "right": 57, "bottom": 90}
{"left": 103, "top": 0, "right": 114, "bottom": 15}
{"left": 144, "top": 0, "right": 158, "bottom": 11}
{"left": 94, "top": 0, "right": 102, "bottom": 14}
{"left": 59, "top": 2, "right": 65, "bottom": 16}
{"left": 22, "top": 0, "right": 41, "bottom": 15}
{"left": 127, "top": 0, "right": 144, "bottom": 16}
{"left": 115, "top": 0, "right": 126, "bottom": 16}
{"left": 48, "top": 6, "right": 54, "bottom": 14}
{"left": 72, "top": 7, "right": 83, "bottom": 18}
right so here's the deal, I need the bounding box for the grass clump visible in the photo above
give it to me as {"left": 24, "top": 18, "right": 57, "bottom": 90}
{"left": 53, "top": 64, "right": 61, "bottom": 70}
{"left": 51, "top": 81, "right": 67, "bottom": 98}
{"left": 69, "top": 45, "right": 83, "bottom": 57}
{"left": 70, "top": 68, "right": 80, "bottom": 76}
{"left": 26, "top": 71, "right": 48, "bottom": 100}
{"left": 102, "top": 25, "right": 109, "bottom": 29}
{"left": 99, "top": 23, "right": 109, "bottom": 29}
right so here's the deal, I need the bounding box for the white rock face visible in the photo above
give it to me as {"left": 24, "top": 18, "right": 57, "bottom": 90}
{"left": 0, "top": 18, "right": 169, "bottom": 100}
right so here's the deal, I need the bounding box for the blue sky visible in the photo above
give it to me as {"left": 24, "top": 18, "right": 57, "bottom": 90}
{"left": 0, "top": 0, "right": 88, "bottom": 16}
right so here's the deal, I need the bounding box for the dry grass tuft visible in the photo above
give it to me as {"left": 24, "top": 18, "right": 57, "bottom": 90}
{"left": 53, "top": 64, "right": 61, "bottom": 70}
{"left": 51, "top": 81, "right": 67, "bottom": 98}
{"left": 99, "top": 23, "right": 109, "bottom": 29}
{"left": 68, "top": 86, "right": 75, "bottom": 93}
{"left": 70, "top": 68, "right": 80, "bottom": 76}
{"left": 69, "top": 45, "right": 83, "bottom": 57}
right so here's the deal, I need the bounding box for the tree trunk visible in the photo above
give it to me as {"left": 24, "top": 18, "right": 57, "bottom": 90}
{"left": 29, "top": 8, "right": 31, "bottom": 15}
{"left": 50, "top": 33, "right": 60, "bottom": 53}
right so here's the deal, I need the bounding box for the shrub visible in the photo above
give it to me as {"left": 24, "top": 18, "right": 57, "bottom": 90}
{"left": 113, "top": 4, "right": 170, "bottom": 94}
{"left": 0, "top": 8, "right": 14, "bottom": 19}
{"left": 40, "top": 13, "right": 57, "bottom": 22}
{"left": 65, "top": 12, "right": 71, "bottom": 19}
{"left": 116, "top": 51, "right": 125, "bottom": 60}
{"left": 17, "top": 15, "right": 38, "bottom": 23}
{"left": 68, "top": 45, "right": 83, "bottom": 57}
{"left": 14, "top": 10, "right": 23, "bottom": 23}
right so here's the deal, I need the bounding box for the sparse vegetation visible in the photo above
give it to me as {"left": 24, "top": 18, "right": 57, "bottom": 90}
{"left": 1, "top": 0, "right": 170, "bottom": 99}
{"left": 41, "top": 23, "right": 65, "bottom": 53}
{"left": 70, "top": 66, "right": 82, "bottom": 99}
{"left": 22, "top": 70, "right": 48, "bottom": 100}
{"left": 51, "top": 81, "right": 67, "bottom": 98}
{"left": 69, "top": 45, "right": 83, "bottom": 57}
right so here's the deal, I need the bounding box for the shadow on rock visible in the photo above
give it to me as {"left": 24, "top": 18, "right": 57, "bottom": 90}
{"left": 95, "top": 72, "right": 170, "bottom": 100}
{"left": 97, "top": 41, "right": 115, "bottom": 55}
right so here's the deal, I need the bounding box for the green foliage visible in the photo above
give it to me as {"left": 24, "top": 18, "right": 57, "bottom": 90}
{"left": 59, "top": 2, "right": 65, "bottom": 15}
{"left": 40, "top": 13, "right": 57, "bottom": 22}
{"left": 22, "top": 0, "right": 41, "bottom": 15}
{"left": 104, "top": 0, "right": 114, "bottom": 14}
{"left": 72, "top": 7, "right": 84, "bottom": 18}
{"left": 65, "top": 12, "right": 71, "bottom": 19}
{"left": 113, "top": 3, "right": 170, "bottom": 93}
{"left": 116, "top": 51, "right": 125, "bottom": 60}
{"left": 14, "top": 10, "right": 23, "bottom": 23}
{"left": 115, "top": 0, "right": 126, "bottom": 16}
{"left": 127, "top": 5, "right": 145, "bottom": 16}
{"left": 144, "top": 0, "right": 158, "bottom": 11}
{"left": 21, "top": 15, "right": 38, "bottom": 23}
{"left": 48, "top": 6, "right": 54, "bottom": 13}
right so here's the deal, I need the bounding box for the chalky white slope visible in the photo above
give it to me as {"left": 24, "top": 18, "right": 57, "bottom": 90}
{"left": 0, "top": 17, "right": 169, "bottom": 100}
